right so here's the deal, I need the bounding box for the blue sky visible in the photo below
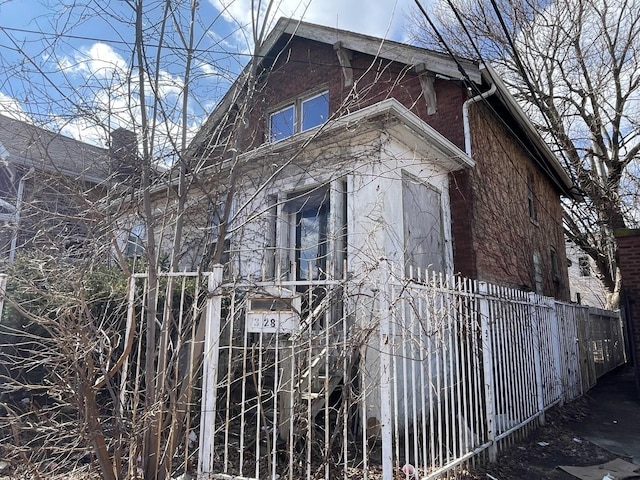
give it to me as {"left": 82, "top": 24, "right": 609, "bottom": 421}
{"left": 0, "top": 0, "right": 417, "bottom": 150}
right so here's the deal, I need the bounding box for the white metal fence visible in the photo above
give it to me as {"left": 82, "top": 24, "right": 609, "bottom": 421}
{"left": 189, "top": 264, "right": 624, "bottom": 479}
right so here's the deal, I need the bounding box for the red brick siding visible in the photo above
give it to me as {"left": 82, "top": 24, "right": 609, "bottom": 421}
{"left": 463, "top": 101, "right": 570, "bottom": 300}
{"left": 616, "top": 230, "right": 640, "bottom": 367}
{"left": 449, "top": 169, "right": 477, "bottom": 279}
{"left": 248, "top": 38, "right": 466, "bottom": 150}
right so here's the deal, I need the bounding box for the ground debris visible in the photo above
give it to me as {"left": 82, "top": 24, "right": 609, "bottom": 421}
{"left": 460, "top": 398, "right": 620, "bottom": 479}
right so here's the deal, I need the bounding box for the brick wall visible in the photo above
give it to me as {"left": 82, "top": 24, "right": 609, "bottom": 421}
{"left": 249, "top": 37, "right": 467, "bottom": 150}
{"left": 615, "top": 229, "right": 640, "bottom": 387}
{"left": 208, "top": 35, "right": 571, "bottom": 299}
{"left": 459, "top": 101, "right": 570, "bottom": 300}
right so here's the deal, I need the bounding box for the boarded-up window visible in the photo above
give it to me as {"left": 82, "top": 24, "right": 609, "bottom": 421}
{"left": 402, "top": 171, "right": 444, "bottom": 276}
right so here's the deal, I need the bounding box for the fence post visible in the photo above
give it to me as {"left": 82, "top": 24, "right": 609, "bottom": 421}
{"left": 0, "top": 274, "right": 6, "bottom": 322}
{"left": 529, "top": 293, "right": 546, "bottom": 426}
{"left": 378, "top": 259, "right": 394, "bottom": 479}
{"left": 478, "top": 282, "right": 497, "bottom": 463}
{"left": 198, "top": 266, "right": 224, "bottom": 477}
{"left": 548, "top": 299, "right": 564, "bottom": 404}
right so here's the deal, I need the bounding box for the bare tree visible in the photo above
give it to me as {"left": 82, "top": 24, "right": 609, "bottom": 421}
{"left": 0, "top": 1, "right": 281, "bottom": 479}
{"left": 409, "top": 0, "right": 640, "bottom": 306}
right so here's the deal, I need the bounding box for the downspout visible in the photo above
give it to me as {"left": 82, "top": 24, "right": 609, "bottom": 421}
{"left": 463, "top": 82, "right": 497, "bottom": 156}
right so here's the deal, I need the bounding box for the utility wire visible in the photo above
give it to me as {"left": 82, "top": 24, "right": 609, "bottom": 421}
{"left": 413, "top": 0, "right": 575, "bottom": 238}
{"left": 486, "top": 0, "right": 580, "bottom": 190}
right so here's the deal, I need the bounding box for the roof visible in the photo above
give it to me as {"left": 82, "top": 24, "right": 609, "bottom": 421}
{"left": 0, "top": 114, "right": 111, "bottom": 184}
{"left": 262, "top": 18, "right": 481, "bottom": 82}
{"left": 189, "top": 17, "right": 481, "bottom": 154}
{"left": 189, "top": 18, "right": 574, "bottom": 196}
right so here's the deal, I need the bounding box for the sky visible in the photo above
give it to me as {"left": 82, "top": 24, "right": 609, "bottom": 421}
{"left": 0, "top": 0, "right": 418, "bottom": 151}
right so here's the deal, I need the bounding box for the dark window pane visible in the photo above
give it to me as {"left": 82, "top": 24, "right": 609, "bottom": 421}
{"left": 270, "top": 105, "right": 294, "bottom": 141}
{"left": 301, "top": 92, "right": 329, "bottom": 131}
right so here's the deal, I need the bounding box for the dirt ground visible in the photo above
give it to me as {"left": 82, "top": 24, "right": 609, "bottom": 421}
{"left": 462, "top": 397, "right": 625, "bottom": 480}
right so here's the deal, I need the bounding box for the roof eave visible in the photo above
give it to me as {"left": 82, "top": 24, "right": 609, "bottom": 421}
{"left": 480, "top": 64, "right": 575, "bottom": 197}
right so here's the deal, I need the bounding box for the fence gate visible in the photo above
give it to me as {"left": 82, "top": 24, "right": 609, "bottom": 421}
{"left": 198, "top": 268, "right": 378, "bottom": 480}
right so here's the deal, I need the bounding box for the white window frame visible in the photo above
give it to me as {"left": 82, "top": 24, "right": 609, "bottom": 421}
{"left": 268, "top": 90, "right": 329, "bottom": 142}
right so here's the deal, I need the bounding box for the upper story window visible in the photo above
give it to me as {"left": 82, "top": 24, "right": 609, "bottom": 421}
{"left": 270, "top": 105, "right": 295, "bottom": 142}
{"left": 578, "top": 255, "right": 591, "bottom": 277}
{"left": 269, "top": 91, "right": 329, "bottom": 142}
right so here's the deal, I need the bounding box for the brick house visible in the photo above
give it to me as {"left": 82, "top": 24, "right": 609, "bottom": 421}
{"left": 182, "top": 18, "right": 573, "bottom": 299}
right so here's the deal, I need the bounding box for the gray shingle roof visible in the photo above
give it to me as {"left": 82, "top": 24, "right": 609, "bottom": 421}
{"left": 0, "top": 114, "right": 111, "bottom": 184}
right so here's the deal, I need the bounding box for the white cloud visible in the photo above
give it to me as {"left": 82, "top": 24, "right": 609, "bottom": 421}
{"left": 56, "top": 116, "right": 108, "bottom": 147}
{"left": 208, "top": 0, "right": 413, "bottom": 45}
{"left": 58, "top": 43, "right": 129, "bottom": 79}
{"left": 0, "top": 92, "right": 33, "bottom": 123}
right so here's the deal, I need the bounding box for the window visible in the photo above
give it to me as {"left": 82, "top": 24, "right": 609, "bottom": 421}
{"left": 269, "top": 105, "right": 295, "bottom": 142}
{"left": 527, "top": 173, "right": 537, "bottom": 223}
{"left": 578, "top": 255, "right": 591, "bottom": 277}
{"left": 401, "top": 171, "right": 445, "bottom": 276}
{"left": 285, "top": 189, "right": 329, "bottom": 281}
{"left": 269, "top": 91, "right": 329, "bottom": 142}
{"left": 301, "top": 92, "right": 329, "bottom": 131}
{"left": 550, "top": 247, "right": 561, "bottom": 284}
{"left": 533, "top": 251, "right": 543, "bottom": 294}
{"left": 125, "top": 223, "right": 145, "bottom": 257}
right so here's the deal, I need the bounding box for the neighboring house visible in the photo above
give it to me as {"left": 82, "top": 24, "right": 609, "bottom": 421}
{"left": 0, "top": 114, "right": 117, "bottom": 265}
{"left": 176, "top": 18, "right": 573, "bottom": 299}
{"left": 566, "top": 238, "right": 608, "bottom": 308}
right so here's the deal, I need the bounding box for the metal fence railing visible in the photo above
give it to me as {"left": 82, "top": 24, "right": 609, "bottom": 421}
{"left": 162, "top": 264, "right": 625, "bottom": 479}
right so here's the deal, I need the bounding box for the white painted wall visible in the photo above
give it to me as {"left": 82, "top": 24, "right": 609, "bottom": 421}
{"left": 222, "top": 124, "right": 464, "bottom": 437}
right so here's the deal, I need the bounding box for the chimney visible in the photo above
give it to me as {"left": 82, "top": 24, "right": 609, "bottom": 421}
{"left": 109, "top": 128, "right": 138, "bottom": 182}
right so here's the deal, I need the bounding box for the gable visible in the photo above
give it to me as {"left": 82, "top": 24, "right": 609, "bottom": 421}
{"left": 189, "top": 18, "right": 573, "bottom": 200}
{"left": 192, "top": 35, "right": 472, "bottom": 164}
